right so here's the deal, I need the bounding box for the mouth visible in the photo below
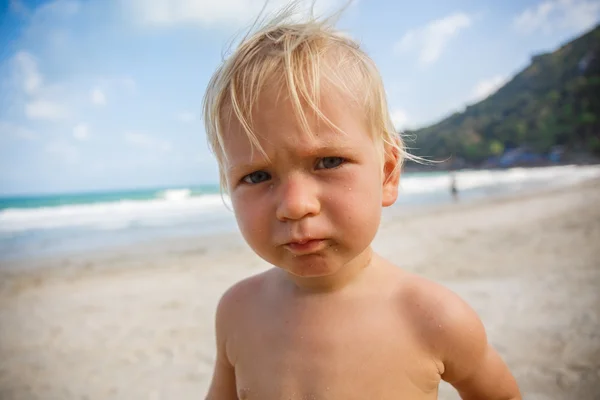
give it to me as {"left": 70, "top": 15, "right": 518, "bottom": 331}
{"left": 284, "top": 238, "right": 327, "bottom": 254}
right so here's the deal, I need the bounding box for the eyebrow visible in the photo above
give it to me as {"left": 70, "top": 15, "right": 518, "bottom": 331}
{"left": 226, "top": 158, "right": 270, "bottom": 175}
{"left": 226, "top": 143, "right": 356, "bottom": 173}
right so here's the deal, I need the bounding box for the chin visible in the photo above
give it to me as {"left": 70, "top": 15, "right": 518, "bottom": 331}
{"left": 283, "top": 255, "right": 343, "bottom": 278}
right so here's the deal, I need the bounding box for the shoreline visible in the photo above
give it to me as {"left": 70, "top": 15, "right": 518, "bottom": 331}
{"left": 3, "top": 164, "right": 599, "bottom": 267}
{"left": 0, "top": 174, "right": 593, "bottom": 275}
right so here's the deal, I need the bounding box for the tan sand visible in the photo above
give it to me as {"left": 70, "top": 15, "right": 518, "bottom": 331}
{"left": 0, "top": 179, "right": 599, "bottom": 399}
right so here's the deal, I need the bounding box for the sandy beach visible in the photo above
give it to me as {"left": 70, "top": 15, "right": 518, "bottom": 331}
{"left": 0, "top": 179, "right": 599, "bottom": 400}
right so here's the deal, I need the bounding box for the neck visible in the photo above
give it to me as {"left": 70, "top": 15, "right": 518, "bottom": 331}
{"left": 284, "top": 247, "right": 376, "bottom": 294}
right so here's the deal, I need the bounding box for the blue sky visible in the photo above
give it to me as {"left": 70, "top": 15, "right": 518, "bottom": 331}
{"left": 1, "top": 0, "right": 599, "bottom": 195}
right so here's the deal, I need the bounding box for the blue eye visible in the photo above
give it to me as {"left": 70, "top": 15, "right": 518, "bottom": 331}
{"left": 317, "top": 157, "right": 344, "bottom": 169}
{"left": 242, "top": 171, "right": 271, "bottom": 184}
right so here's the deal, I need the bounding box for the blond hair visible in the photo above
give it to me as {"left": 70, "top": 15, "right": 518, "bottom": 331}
{"left": 203, "top": 2, "right": 413, "bottom": 191}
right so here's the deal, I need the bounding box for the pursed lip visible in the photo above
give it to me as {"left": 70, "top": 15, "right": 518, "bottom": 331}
{"left": 284, "top": 238, "right": 327, "bottom": 254}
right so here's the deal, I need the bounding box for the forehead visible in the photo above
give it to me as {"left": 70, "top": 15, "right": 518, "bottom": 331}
{"left": 221, "top": 84, "right": 371, "bottom": 166}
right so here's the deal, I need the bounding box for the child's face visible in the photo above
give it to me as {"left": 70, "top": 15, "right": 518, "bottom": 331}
{"left": 222, "top": 86, "right": 399, "bottom": 279}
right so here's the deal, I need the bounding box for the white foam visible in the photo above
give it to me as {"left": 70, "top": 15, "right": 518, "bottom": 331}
{"left": 399, "top": 165, "right": 600, "bottom": 194}
{"left": 1, "top": 165, "right": 598, "bottom": 234}
{"left": 159, "top": 189, "right": 191, "bottom": 201}
{"left": 0, "top": 193, "right": 233, "bottom": 233}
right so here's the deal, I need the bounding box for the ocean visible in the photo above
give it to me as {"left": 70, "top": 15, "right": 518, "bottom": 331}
{"left": 1, "top": 165, "right": 599, "bottom": 263}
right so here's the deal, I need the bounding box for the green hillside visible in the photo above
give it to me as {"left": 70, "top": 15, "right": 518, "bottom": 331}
{"left": 405, "top": 25, "right": 600, "bottom": 167}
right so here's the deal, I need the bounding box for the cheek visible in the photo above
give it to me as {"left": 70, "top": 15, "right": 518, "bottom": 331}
{"left": 326, "top": 170, "right": 382, "bottom": 224}
{"left": 232, "top": 194, "right": 270, "bottom": 243}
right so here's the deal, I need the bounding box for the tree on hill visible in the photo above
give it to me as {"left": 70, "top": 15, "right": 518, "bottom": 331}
{"left": 404, "top": 24, "right": 600, "bottom": 168}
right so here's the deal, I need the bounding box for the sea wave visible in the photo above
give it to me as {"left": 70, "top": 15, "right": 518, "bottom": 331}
{"left": 1, "top": 165, "right": 598, "bottom": 234}
{"left": 399, "top": 165, "right": 600, "bottom": 194}
{"left": 158, "top": 188, "right": 192, "bottom": 201}
{"left": 0, "top": 193, "right": 232, "bottom": 233}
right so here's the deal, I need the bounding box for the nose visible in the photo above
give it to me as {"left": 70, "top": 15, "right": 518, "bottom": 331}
{"left": 275, "top": 173, "right": 321, "bottom": 221}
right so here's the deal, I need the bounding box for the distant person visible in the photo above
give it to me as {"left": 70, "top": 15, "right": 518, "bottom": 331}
{"left": 202, "top": 4, "right": 521, "bottom": 400}
{"left": 450, "top": 172, "right": 459, "bottom": 201}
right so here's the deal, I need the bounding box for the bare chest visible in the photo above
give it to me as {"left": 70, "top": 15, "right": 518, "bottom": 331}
{"left": 231, "top": 305, "right": 441, "bottom": 399}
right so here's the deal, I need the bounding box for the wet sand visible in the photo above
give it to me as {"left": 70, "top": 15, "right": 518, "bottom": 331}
{"left": 0, "top": 179, "right": 599, "bottom": 399}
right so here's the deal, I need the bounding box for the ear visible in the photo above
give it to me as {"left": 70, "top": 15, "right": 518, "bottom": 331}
{"left": 382, "top": 141, "right": 401, "bottom": 207}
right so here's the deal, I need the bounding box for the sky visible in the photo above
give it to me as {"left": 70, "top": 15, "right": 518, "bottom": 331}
{"left": 0, "top": 0, "right": 599, "bottom": 195}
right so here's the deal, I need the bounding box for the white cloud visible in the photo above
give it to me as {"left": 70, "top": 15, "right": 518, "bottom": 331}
{"left": 514, "top": 0, "right": 600, "bottom": 35}
{"left": 90, "top": 87, "right": 106, "bottom": 106}
{"left": 390, "top": 109, "right": 410, "bottom": 131}
{"left": 14, "top": 51, "right": 42, "bottom": 95}
{"left": 25, "top": 100, "right": 69, "bottom": 120}
{"left": 469, "top": 75, "right": 509, "bottom": 103}
{"left": 125, "top": 131, "right": 172, "bottom": 152}
{"left": 45, "top": 141, "right": 79, "bottom": 163}
{"left": 122, "top": 0, "right": 346, "bottom": 28}
{"left": 395, "top": 12, "right": 472, "bottom": 66}
{"left": 12, "top": 50, "right": 72, "bottom": 121}
{"left": 176, "top": 111, "right": 197, "bottom": 123}
{"left": 73, "top": 123, "right": 90, "bottom": 140}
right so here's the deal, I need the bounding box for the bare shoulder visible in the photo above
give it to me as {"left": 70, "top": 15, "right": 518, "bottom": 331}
{"left": 395, "top": 272, "right": 521, "bottom": 398}
{"left": 215, "top": 269, "right": 273, "bottom": 323}
{"left": 211, "top": 268, "right": 275, "bottom": 368}
{"left": 395, "top": 272, "right": 486, "bottom": 368}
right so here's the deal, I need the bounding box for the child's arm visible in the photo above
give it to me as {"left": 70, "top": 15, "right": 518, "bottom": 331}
{"left": 435, "top": 293, "right": 521, "bottom": 400}
{"left": 205, "top": 291, "right": 238, "bottom": 400}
